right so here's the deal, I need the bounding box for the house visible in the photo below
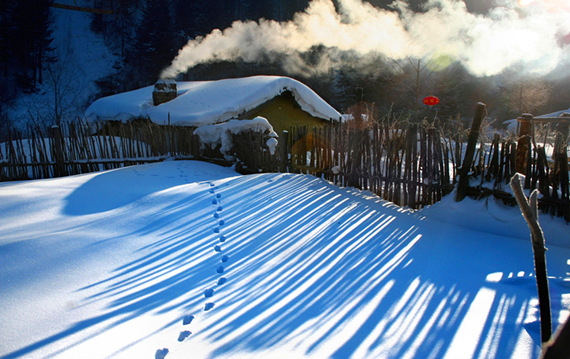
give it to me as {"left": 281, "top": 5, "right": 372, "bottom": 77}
{"left": 85, "top": 76, "right": 342, "bottom": 134}
{"left": 505, "top": 106, "right": 570, "bottom": 135}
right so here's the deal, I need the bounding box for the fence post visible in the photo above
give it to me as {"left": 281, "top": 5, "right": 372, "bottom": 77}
{"left": 50, "top": 125, "right": 66, "bottom": 178}
{"left": 407, "top": 124, "right": 418, "bottom": 209}
{"left": 280, "top": 130, "right": 289, "bottom": 173}
{"left": 456, "top": 102, "right": 487, "bottom": 202}
{"left": 167, "top": 112, "right": 172, "bottom": 155}
{"left": 516, "top": 113, "right": 534, "bottom": 174}
{"left": 553, "top": 120, "right": 570, "bottom": 221}
{"left": 348, "top": 128, "right": 362, "bottom": 188}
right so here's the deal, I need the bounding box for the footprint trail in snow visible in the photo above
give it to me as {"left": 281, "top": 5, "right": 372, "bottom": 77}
{"left": 205, "top": 182, "right": 229, "bottom": 311}
{"left": 158, "top": 181, "right": 231, "bottom": 355}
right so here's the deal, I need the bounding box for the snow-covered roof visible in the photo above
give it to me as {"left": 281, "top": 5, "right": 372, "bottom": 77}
{"left": 85, "top": 76, "right": 342, "bottom": 126}
{"left": 535, "top": 107, "right": 570, "bottom": 118}
{"left": 504, "top": 106, "right": 570, "bottom": 131}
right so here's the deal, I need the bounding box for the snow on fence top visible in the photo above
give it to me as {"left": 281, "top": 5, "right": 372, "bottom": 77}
{"left": 85, "top": 76, "right": 342, "bottom": 126}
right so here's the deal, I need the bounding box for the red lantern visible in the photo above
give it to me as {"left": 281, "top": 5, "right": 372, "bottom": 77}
{"left": 423, "top": 95, "right": 440, "bottom": 106}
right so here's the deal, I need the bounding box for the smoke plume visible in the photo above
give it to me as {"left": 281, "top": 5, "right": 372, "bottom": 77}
{"left": 161, "top": 0, "right": 570, "bottom": 79}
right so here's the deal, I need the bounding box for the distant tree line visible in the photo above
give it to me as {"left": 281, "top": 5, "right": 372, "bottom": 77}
{"left": 89, "top": 0, "right": 314, "bottom": 91}
{"left": 0, "top": 0, "right": 54, "bottom": 93}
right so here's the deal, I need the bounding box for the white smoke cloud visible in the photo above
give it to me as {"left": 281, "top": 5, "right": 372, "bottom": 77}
{"left": 161, "top": 0, "right": 570, "bottom": 79}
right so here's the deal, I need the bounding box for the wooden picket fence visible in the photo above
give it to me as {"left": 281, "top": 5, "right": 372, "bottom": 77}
{"left": 0, "top": 121, "right": 200, "bottom": 180}
{"left": 255, "top": 118, "right": 568, "bottom": 218}
{"left": 1, "top": 117, "right": 569, "bottom": 220}
{"left": 276, "top": 122, "right": 457, "bottom": 208}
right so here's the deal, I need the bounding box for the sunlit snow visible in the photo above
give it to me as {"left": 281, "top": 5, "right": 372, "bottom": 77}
{"left": 0, "top": 160, "right": 568, "bottom": 359}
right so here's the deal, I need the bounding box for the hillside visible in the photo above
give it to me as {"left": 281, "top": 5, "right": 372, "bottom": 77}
{"left": 6, "top": 0, "right": 117, "bottom": 127}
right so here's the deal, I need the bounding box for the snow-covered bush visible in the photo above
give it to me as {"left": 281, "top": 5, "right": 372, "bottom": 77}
{"left": 194, "top": 117, "right": 278, "bottom": 162}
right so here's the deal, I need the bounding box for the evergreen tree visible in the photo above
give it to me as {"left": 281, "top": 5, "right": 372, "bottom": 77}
{"left": 173, "top": 0, "right": 210, "bottom": 40}
{"left": 130, "top": 0, "right": 177, "bottom": 84}
{"left": 0, "top": 0, "right": 12, "bottom": 77}
{"left": 281, "top": 0, "right": 310, "bottom": 20}
{"left": 10, "top": 0, "right": 54, "bottom": 89}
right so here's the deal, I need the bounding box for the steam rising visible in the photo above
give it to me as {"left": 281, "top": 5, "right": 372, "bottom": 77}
{"left": 161, "top": 0, "right": 570, "bottom": 79}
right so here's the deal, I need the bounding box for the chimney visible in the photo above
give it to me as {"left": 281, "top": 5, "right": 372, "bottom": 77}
{"left": 153, "top": 79, "right": 177, "bottom": 106}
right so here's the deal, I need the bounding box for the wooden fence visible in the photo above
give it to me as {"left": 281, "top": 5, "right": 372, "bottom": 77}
{"left": 0, "top": 121, "right": 200, "bottom": 181}
{"left": 278, "top": 122, "right": 456, "bottom": 208}
{"left": 1, "top": 117, "right": 568, "bottom": 220}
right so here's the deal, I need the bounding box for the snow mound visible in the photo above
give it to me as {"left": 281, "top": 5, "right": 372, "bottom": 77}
{"left": 420, "top": 189, "right": 570, "bottom": 248}
{"left": 194, "top": 116, "right": 278, "bottom": 159}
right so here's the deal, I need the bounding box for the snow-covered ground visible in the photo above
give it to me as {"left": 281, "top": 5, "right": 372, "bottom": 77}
{"left": 0, "top": 160, "right": 569, "bottom": 359}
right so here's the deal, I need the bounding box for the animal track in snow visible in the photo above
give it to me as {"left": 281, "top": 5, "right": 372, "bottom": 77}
{"left": 204, "top": 288, "right": 214, "bottom": 298}
{"left": 178, "top": 331, "right": 191, "bottom": 342}
{"left": 182, "top": 315, "right": 194, "bottom": 325}
{"left": 161, "top": 182, "right": 227, "bottom": 353}
{"left": 155, "top": 348, "right": 169, "bottom": 359}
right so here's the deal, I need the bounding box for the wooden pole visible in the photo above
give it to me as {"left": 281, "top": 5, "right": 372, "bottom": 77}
{"left": 51, "top": 3, "right": 114, "bottom": 15}
{"left": 510, "top": 173, "right": 552, "bottom": 346}
{"left": 407, "top": 124, "right": 418, "bottom": 208}
{"left": 456, "top": 103, "right": 487, "bottom": 201}
{"left": 279, "top": 130, "right": 289, "bottom": 173}
{"left": 50, "top": 125, "right": 66, "bottom": 178}
{"left": 541, "top": 315, "right": 570, "bottom": 359}
{"left": 516, "top": 113, "right": 534, "bottom": 174}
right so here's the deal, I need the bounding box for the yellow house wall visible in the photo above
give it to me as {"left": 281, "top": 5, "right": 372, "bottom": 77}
{"left": 238, "top": 92, "right": 328, "bottom": 135}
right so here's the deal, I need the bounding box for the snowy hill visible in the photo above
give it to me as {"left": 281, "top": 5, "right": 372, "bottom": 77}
{"left": 0, "top": 160, "right": 569, "bottom": 358}
{"left": 8, "top": 0, "right": 117, "bottom": 126}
